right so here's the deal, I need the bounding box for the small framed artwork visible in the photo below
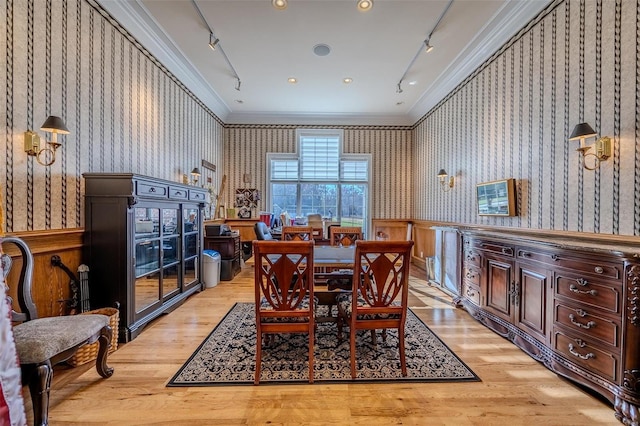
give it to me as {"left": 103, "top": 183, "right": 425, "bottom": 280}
{"left": 476, "top": 178, "right": 517, "bottom": 216}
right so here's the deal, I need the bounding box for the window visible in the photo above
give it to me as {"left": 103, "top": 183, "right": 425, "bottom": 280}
{"left": 267, "top": 129, "right": 370, "bottom": 236}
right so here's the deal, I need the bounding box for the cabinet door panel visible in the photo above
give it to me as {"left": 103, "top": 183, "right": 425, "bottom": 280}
{"left": 485, "top": 257, "right": 512, "bottom": 321}
{"left": 517, "top": 264, "right": 548, "bottom": 342}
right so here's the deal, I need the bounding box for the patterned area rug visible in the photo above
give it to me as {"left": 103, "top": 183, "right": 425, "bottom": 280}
{"left": 168, "top": 302, "right": 479, "bottom": 385}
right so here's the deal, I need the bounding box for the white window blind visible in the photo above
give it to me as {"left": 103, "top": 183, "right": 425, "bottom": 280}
{"left": 340, "top": 160, "right": 368, "bottom": 181}
{"left": 300, "top": 135, "right": 339, "bottom": 180}
{"left": 271, "top": 159, "right": 299, "bottom": 180}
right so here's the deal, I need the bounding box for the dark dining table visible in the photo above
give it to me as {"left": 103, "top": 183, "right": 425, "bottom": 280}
{"left": 245, "top": 244, "right": 356, "bottom": 323}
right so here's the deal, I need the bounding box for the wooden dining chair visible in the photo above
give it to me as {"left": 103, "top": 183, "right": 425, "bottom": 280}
{"left": 336, "top": 240, "right": 414, "bottom": 379}
{"left": 2, "top": 236, "right": 114, "bottom": 425}
{"left": 281, "top": 226, "right": 313, "bottom": 241}
{"left": 253, "top": 240, "right": 315, "bottom": 384}
{"left": 329, "top": 226, "right": 363, "bottom": 246}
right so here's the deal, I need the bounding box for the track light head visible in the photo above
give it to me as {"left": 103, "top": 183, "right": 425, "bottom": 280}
{"left": 424, "top": 39, "right": 434, "bottom": 53}
{"left": 209, "top": 33, "right": 219, "bottom": 50}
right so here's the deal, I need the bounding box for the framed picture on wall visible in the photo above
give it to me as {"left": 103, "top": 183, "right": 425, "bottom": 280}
{"left": 476, "top": 178, "right": 517, "bottom": 216}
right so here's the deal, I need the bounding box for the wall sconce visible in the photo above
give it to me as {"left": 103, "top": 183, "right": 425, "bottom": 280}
{"left": 437, "top": 169, "right": 454, "bottom": 192}
{"left": 23, "top": 116, "right": 69, "bottom": 166}
{"left": 568, "top": 122, "right": 611, "bottom": 171}
{"left": 190, "top": 167, "right": 201, "bottom": 186}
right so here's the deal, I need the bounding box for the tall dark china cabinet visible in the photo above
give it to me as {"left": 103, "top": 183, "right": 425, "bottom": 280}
{"left": 83, "top": 173, "right": 208, "bottom": 342}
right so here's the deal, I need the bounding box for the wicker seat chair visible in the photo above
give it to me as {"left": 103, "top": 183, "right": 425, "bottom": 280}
{"left": 336, "top": 240, "right": 414, "bottom": 379}
{"left": 2, "top": 236, "right": 114, "bottom": 426}
{"left": 253, "top": 240, "right": 315, "bottom": 384}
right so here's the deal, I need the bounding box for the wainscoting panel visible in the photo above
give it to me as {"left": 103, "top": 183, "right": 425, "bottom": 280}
{"left": 0, "top": 0, "right": 224, "bottom": 233}
{"left": 412, "top": 0, "right": 639, "bottom": 237}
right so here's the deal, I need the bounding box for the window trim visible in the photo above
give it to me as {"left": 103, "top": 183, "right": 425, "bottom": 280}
{"left": 266, "top": 130, "right": 371, "bottom": 235}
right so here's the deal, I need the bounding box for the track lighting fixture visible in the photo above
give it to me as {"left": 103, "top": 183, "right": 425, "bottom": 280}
{"left": 209, "top": 33, "right": 219, "bottom": 50}
{"left": 424, "top": 39, "right": 434, "bottom": 53}
{"left": 357, "top": 0, "right": 373, "bottom": 12}
{"left": 272, "top": 0, "right": 287, "bottom": 10}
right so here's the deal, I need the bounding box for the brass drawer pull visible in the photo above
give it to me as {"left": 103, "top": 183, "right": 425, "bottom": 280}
{"left": 569, "top": 284, "right": 598, "bottom": 296}
{"left": 568, "top": 343, "right": 595, "bottom": 360}
{"left": 594, "top": 266, "right": 604, "bottom": 274}
{"left": 569, "top": 314, "right": 596, "bottom": 329}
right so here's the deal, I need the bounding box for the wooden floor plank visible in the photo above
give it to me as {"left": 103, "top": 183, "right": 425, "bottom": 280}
{"left": 24, "top": 265, "right": 618, "bottom": 425}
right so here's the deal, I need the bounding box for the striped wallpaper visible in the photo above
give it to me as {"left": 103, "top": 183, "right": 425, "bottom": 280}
{"left": 1, "top": 0, "right": 224, "bottom": 233}
{"left": 224, "top": 125, "right": 413, "bottom": 220}
{"left": 3, "top": 0, "right": 640, "bottom": 238}
{"left": 413, "top": 0, "right": 639, "bottom": 236}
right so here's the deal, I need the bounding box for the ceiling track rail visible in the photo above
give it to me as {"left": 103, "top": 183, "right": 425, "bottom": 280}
{"left": 191, "top": 0, "right": 242, "bottom": 91}
{"left": 396, "top": 0, "right": 454, "bottom": 94}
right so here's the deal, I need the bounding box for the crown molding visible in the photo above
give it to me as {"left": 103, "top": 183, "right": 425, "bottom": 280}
{"left": 408, "top": 0, "right": 552, "bottom": 123}
{"left": 225, "top": 111, "right": 414, "bottom": 127}
{"left": 96, "top": 0, "right": 230, "bottom": 120}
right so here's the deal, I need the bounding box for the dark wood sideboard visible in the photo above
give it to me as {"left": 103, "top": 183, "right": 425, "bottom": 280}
{"left": 456, "top": 228, "right": 640, "bottom": 425}
{"left": 83, "top": 173, "right": 208, "bottom": 342}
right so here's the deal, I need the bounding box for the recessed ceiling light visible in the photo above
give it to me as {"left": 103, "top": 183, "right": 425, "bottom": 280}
{"left": 272, "top": 0, "right": 287, "bottom": 10}
{"left": 357, "top": 0, "right": 373, "bottom": 12}
{"left": 235, "top": 99, "right": 244, "bottom": 104}
{"left": 288, "top": 77, "right": 297, "bottom": 84}
{"left": 408, "top": 81, "right": 417, "bottom": 86}
{"left": 343, "top": 77, "right": 353, "bottom": 84}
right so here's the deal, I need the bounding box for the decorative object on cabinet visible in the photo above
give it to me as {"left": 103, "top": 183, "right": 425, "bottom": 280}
{"left": 2, "top": 236, "right": 114, "bottom": 426}
{"left": 457, "top": 228, "right": 640, "bottom": 426}
{"left": 190, "top": 167, "right": 201, "bottom": 185}
{"left": 83, "top": 173, "right": 207, "bottom": 342}
{"left": 476, "top": 178, "right": 516, "bottom": 216}
{"left": 436, "top": 169, "right": 455, "bottom": 192}
{"left": 23, "top": 115, "right": 69, "bottom": 166}
{"left": 568, "top": 122, "right": 612, "bottom": 171}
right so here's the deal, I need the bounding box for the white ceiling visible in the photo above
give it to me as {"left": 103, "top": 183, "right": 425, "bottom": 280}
{"left": 98, "top": 0, "right": 549, "bottom": 126}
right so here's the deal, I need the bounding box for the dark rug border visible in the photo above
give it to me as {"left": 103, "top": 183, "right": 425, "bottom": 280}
{"left": 167, "top": 302, "right": 480, "bottom": 386}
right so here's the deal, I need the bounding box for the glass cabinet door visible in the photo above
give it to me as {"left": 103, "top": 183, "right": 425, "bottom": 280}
{"left": 183, "top": 206, "right": 200, "bottom": 288}
{"left": 161, "top": 207, "right": 180, "bottom": 300}
{"left": 134, "top": 207, "right": 161, "bottom": 314}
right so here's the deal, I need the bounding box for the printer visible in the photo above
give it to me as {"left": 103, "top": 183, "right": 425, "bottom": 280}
{"left": 205, "top": 224, "right": 232, "bottom": 237}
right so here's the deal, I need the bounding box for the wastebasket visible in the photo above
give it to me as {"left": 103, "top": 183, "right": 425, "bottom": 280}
{"left": 202, "top": 250, "right": 221, "bottom": 288}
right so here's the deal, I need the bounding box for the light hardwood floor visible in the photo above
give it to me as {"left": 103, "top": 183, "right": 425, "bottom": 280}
{"left": 31, "top": 265, "right": 618, "bottom": 425}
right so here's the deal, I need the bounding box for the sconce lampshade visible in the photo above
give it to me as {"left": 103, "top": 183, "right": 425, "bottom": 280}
{"left": 40, "top": 116, "right": 70, "bottom": 134}
{"left": 569, "top": 122, "right": 597, "bottom": 141}
{"left": 437, "top": 169, "right": 448, "bottom": 178}
{"left": 191, "top": 167, "right": 201, "bottom": 176}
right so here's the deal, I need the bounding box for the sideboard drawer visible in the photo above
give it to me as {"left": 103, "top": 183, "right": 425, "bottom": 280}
{"left": 463, "top": 265, "right": 480, "bottom": 286}
{"left": 169, "top": 186, "right": 188, "bottom": 200}
{"left": 476, "top": 241, "right": 514, "bottom": 257}
{"left": 189, "top": 190, "right": 207, "bottom": 202}
{"left": 462, "top": 281, "right": 481, "bottom": 307}
{"left": 553, "top": 328, "right": 619, "bottom": 382}
{"left": 548, "top": 254, "right": 621, "bottom": 279}
{"left": 554, "top": 302, "right": 620, "bottom": 349}
{"left": 136, "top": 181, "right": 168, "bottom": 198}
{"left": 555, "top": 273, "right": 621, "bottom": 314}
